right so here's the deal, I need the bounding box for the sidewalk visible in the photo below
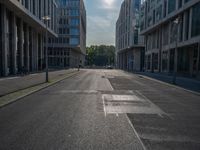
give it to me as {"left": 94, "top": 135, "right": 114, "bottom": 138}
{"left": 135, "top": 72, "right": 200, "bottom": 93}
{"left": 0, "top": 69, "right": 78, "bottom": 97}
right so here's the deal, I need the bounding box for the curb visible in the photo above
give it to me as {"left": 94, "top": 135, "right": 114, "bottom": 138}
{"left": 139, "top": 75, "right": 200, "bottom": 96}
{"left": 120, "top": 70, "right": 200, "bottom": 96}
{"left": 0, "top": 70, "right": 77, "bottom": 97}
{"left": 0, "top": 71, "right": 81, "bottom": 109}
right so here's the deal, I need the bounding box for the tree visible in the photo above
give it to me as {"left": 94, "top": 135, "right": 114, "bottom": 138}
{"left": 86, "top": 45, "right": 115, "bottom": 66}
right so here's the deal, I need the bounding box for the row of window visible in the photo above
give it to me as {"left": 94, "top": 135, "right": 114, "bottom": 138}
{"left": 48, "top": 48, "right": 69, "bottom": 56}
{"left": 18, "top": 0, "right": 57, "bottom": 31}
{"left": 58, "top": 27, "right": 79, "bottom": 35}
{"left": 146, "top": 1, "right": 200, "bottom": 51}
{"left": 59, "top": 18, "right": 79, "bottom": 26}
{"left": 142, "top": 0, "right": 195, "bottom": 29}
{"left": 48, "top": 37, "right": 79, "bottom": 45}
{"left": 59, "top": 0, "right": 80, "bottom": 7}
{"left": 60, "top": 9, "right": 80, "bottom": 16}
{"left": 145, "top": 45, "right": 200, "bottom": 72}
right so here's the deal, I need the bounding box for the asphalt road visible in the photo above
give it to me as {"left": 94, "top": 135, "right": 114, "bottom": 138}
{"left": 0, "top": 69, "right": 200, "bottom": 150}
{"left": 0, "top": 69, "right": 144, "bottom": 150}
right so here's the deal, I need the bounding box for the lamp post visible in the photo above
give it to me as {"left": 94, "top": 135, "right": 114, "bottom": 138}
{"left": 42, "top": 16, "right": 51, "bottom": 82}
{"left": 172, "top": 18, "right": 180, "bottom": 84}
{"left": 77, "top": 45, "right": 81, "bottom": 71}
{"left": 197, "top": 41, "right": 200, "bottom": 78}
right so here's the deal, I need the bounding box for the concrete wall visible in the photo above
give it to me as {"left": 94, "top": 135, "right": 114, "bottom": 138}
{"left": 0, "top": 0, "right": 57, "bottom": 77}
{"left": 141, "top": 0, "right": 200, "bottom": 77}
{"left": 117, "top": 47, "right": 144, "bottom": 72}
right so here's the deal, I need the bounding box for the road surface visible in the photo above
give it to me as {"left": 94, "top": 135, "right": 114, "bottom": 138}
{"left": 0, "top": 69, "right": 200, "bottom": 150}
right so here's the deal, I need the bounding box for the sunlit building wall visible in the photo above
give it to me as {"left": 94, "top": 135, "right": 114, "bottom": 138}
{"left": 116, "top": 0, "right": 145, "bottom": 72}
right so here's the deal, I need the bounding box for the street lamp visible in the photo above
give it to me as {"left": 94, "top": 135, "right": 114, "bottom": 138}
{"left": 42, "top": 16, "right": 51, "bottom": 82}
{"left": 172, "top": 17, "right": 180, "bottom": 84}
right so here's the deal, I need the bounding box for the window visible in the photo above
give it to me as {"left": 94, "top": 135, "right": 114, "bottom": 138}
{"left": 185, "top": 0, "right": 191, "bottom": 3}
{"left": 191, "top": 2, "right": 200, "bottom": 37}
{"left": 70, "top": 18, "right": 79, "bottom": 26}
{"left": 168, "top": 0, "right": 176, "bottom": 14}
{"left": 134, "top": 30, "right": 138, "bottom": 45}
{"left": 162, "top": 51, "right": 168, "bottom": 72}
{"left": 153, "top": 53, "right": 158, "bottom": 70}
{"left": 70, "top": 28, "right": 79, "bottom": 35}
{"left": 59, "top": 37, "right": 63, "bottom": 43}
{"left": 24, "top": 0, "right": 29, "bottom": 9}
{"left": 0, "top": 5, "right": 2, "bottom": 76}
{"left": 163, "top": 24, "right": 169, "bottom": 45}
{"left": 59, "top": 19, "right": 63, "bottom": 25}
{"left": 70, "top": 37, "right": 79, "bottom": 45}
{"left": 185, "top": 10, "right": 190, "bottom": 40}
{"left": 134, "top": 0, "right": 140, "bottom": 10}
{"left": 59, "top": 28, "right": 63, "bottom": 34}
{"left": 178, "top": 0, "right": 182, "bottom": 8}
{"left": 153, "top": 10, "right": 155, "bottom": 24}
{"left": 147, "top": 55, "right": 151, "bottom": 70}
{"left": 69, "top": 9, "right": 79, "bottom": 16}
{"left": 63, "top": 37, "right": 69, "bottom": 44}
{"left": 163, "top": 0, "right": 167, "bottom": 17}
{"left": 156, "top": 5, "right": 162, "bottom": 21}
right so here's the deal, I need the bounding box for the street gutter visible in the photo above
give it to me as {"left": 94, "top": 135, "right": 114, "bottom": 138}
{"left": 139, "top": 75, "right": 200, "bottom": 96}
{"left": 120, "top": 70, "right": 200, "bottom": 96}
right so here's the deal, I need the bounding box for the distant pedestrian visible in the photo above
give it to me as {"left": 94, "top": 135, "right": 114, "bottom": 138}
{"left": 21, "top": 66, "right": 25, "bottom": 76}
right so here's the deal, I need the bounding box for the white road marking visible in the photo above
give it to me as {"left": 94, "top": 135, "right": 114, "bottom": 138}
{"left": 126, "top": 115, "right": 147, "bottom": 150}
{"left": 30, "top": 73, "right": 39, "bottom": 76}
{"left": 107, "top": 80, "right": 114, "bottom": 91}
{"left": 0, "top": 77, "right": 20, "bottom": 81}
{"left": 102, "top": 95, "right": 107, "bottom": 117}
{"left": 59, "top": 90, "right": 99, "bottom": 94}
{"left": 101, "top": 70, "right": 114, "bottom": 91}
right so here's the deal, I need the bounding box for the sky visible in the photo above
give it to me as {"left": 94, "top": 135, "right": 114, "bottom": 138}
{"left": 84, "top": 0, "right": 122, "bottom": 46}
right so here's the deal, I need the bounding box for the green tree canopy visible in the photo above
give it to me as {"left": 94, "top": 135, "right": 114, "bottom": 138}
{"left": 86, "top": 45, "right": 115, "bottom": 66}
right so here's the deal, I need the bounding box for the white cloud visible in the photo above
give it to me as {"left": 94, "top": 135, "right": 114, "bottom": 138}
{"left": 85, "top": 0, "right": 123, "bottom": 46}
{"left": 100, "top": 0, "right": 118, "bottom": 9}
{"left": 104, "top": 0, "right": 114, "bottom": 6}
{"left": 88, "top": 16, "right": 111, "bottom": 30}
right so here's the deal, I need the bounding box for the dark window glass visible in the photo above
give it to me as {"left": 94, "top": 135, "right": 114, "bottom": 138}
{"left": 168, "top": 0, "right": 176, "bottom": 14}
{"left": 191, "top": 2, "right": 200, "bottom": 37}
{"left": 185, "top": 0, "right": 191, "bottom": 3}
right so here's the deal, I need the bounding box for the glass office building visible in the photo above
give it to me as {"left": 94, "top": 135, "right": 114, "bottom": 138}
{"left": 48, "top": 0, "right": 86, "bottom": 68}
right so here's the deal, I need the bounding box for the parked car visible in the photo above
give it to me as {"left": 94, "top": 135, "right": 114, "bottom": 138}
{"left": 106, "top": 65, "right": 113, "bottom": 69}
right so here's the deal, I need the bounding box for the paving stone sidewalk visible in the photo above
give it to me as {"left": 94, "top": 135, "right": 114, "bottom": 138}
{"left": 0, "top": 69, "right": 78, "bottom": 97}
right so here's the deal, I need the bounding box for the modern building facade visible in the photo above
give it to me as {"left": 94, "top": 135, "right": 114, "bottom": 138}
{"left": 0, "top": 0, "right": 58, "bottom": 77}
{"left": 116, "top": 0, "right": 144, "bottom": 72}
{"left": 140, "top": 0, "right": 200, "bottom": 78}
{"left": 48, "top": 0, "right": 86, "bottom": 68}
